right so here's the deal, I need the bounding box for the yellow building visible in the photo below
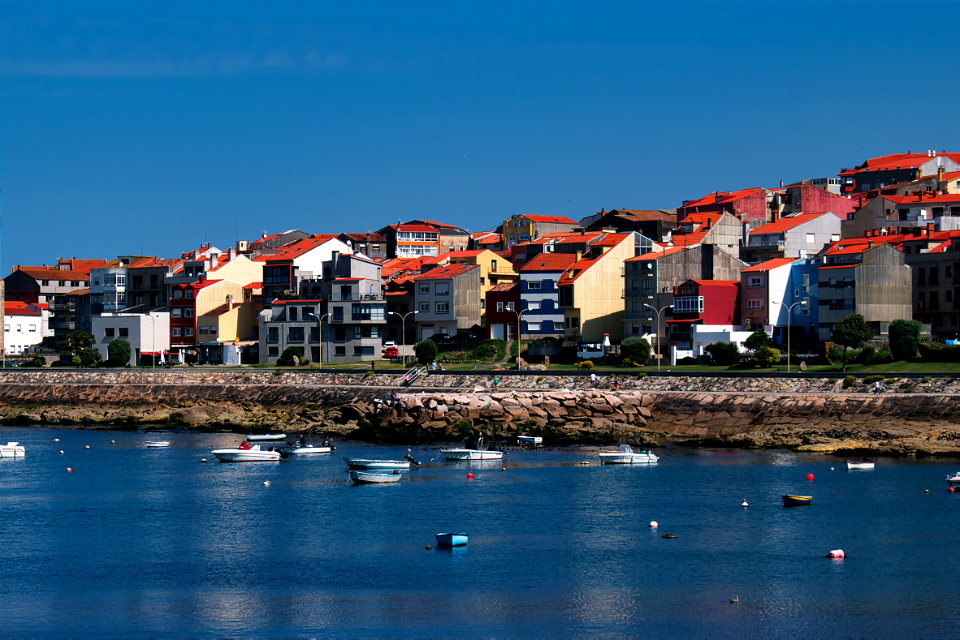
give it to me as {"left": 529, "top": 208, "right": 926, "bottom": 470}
{"left": 444, "top": 249, "right": 517, "bottom": 317}
{"left": 557, "top": 233, "right": 635, "bottom": 343}
{"left": 502, "top": 214, "right": 579, "bottom": 249}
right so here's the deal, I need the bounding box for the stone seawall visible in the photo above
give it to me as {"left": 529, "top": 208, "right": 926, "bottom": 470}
{"left": 1, "top": 370, "right": 958, "bottom": 455}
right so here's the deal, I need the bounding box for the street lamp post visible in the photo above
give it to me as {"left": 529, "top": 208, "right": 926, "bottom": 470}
{"left": 388, "top": 310, "right": 417, "bottom": 365}
{"left": 643, "top": 303, "right": 673, "bottom": 372}
{"left": 775, "top": 300, "right": 808, "bottom": 373}
{"left": 508, "top": 305, "right": 530, "bottom": 368}
{"left": 316, "top": 313, "right": 329, "bottom": 368}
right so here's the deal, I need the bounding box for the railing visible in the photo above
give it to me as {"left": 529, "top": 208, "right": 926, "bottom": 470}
{"left": 328, "top": 293, "right": 384, "bottom": 301}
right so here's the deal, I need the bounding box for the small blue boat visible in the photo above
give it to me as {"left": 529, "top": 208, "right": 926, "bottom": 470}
{"left": 435, "top": 533, "right": 468, "bottom": 547}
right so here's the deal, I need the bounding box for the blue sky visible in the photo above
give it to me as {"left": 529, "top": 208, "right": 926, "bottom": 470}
{"left": 2, "top": 2, "right": 957, "bottom": 272}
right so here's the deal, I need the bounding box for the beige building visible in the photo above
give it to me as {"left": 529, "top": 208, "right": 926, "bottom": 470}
{"left": 444, "top": 249, "right": 517, "bottom": 317}
{"left": 557, "top": 233, "right": 635, "bottom": 343}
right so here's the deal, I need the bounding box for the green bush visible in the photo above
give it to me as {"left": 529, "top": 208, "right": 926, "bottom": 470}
{"left": 826, "top": 379, "right": 838, "bottom": 385}
{"left": 620, "top": 337, "right": 652, "bottom": 364}
{"left": 78, "top": 347, "right": 102, "bottom": 367}
{"left": 863, "top": 375, "right": 884, "bottom": 385}
{"left": 107, "top": 338, "right": 132, "bottom": 365}
{"left": 903, "top": 383, "right": 915, "bottom": 393}
{"left": 888, "top": 319, "right": 922, "bottom": 360}
{"left": 705, "top": 341, "right": 740, "bottom": 366}
{"left": 744, "top": 328, "right": 773, "bottom": 351}
{"left": 754, "top": 346, "right": 781, "bottom": 368}
{"left": 922, "top": 376, "right": 931, "bottom": 384}
{"left": 918, "top": 341, "right": 960, "bottom": 363}
{"left": 868, "top": 350, "right": 893, "bottom": 365}
{"left": 635, "top": 372, "right": 648, "bottom": 379}
{"left": 471, "top": 338, "right": 505, "bottom": 362}
{"left": 854, "top": 345, "right": 875, "bottom": 364}
{"left": 414, "top": 339, "right": 438, "bottom": 365}
{"left": 577, "top": 360, "right": 594, "bottom": 370}
{"left": 621, "top": 357, "right": 633, "bottom": 367}
{"left": 276, "top": 346, "right": 303, "bottom": 366}
{"left": 71, "top": 355, "right": 82, "bottom": 367}
{"left": 842, "top": 375, "right": 857, "bottom": 388}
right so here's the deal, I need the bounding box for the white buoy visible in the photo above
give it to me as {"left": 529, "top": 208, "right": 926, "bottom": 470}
{"left": 649, "top": 521, "right": 658, "bottom": 528}
{"left": 84, "top": 445, "right": 90, "bottom": 449}
{"left": 264, "top": 481, "right": 271, "bottom": 486}
{"left": 741, "top": 499, "right": 748, "bottom": 507}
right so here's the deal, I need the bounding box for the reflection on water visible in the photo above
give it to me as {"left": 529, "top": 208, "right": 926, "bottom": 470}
{"left": 0, "top": 428, "right": 957, "bottom": 639}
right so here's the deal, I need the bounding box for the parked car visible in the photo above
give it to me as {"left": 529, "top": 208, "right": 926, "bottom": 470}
{"left": 427, "top": 334, "right": 454, "bottom": 344}
{"left": 1, "top": 361, "right": 19, "bottom": 368}
{"left": 450, "top": 332, "right": 479, "bottom": 344}
{"left": 50, "top": 360, "right": 75, "bottom": 367}
{"left": 383, "top": 347, "right": 399, "bottom": 358}
{"left": 382, "top": 340, "right": 398, "bottom": 352}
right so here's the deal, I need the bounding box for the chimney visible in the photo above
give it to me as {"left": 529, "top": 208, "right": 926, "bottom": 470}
{"left": 869, "top": 241, "right": 875, "bottom": 248}
{"left": 939, "top": 166, "right": 944, "bottom": 181}
{"left": 927, "top": 223, "right": 935, "bottom": 234}
{"left": 780, "top": 179, "right": 783, "bottom": 187}
{"left": 715, "top": 192, "right": 722, "bottom": 204}
{"left": 228, "top": 248, "right": 236, "bottom": 261}
{"left": 226, "top": 294, "right": 234, "bottom": 307}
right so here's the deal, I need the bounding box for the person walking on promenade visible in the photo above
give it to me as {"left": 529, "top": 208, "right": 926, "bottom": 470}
{"left": 590, "top": 372, "right": 597, "bottom": 388}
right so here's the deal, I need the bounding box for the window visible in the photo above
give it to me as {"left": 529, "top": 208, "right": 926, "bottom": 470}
{"left": 172, "top": 309, "right": 182, "bottom": 318}
{"left": 119, "top": 328, "right": 128, "bottom": 337}
{"left": 419, "top": 284, "right": 430, "bottom": 294}
{"left": 335, "top": 346, "right": 346, "bottom": 356}
{"left": 527, "top": 321, "right": 541, "bottom": 331}
{"left": 172, "top": 328, "right": 181, "bottom": 337}
{"left": 333, "top": 307, "right": 344, "bottom": 322}
{"left": 185, "top": 328, "right": 194, "bottom": 337}
{"left": 480, "top": 277, "right": 485, "bottom": 286}
{"left": 802, "top": 273, "right": 810, "bottom": 292}
{"left": 631, "top": 323, "right": 640, "bottom": 335}
{"left": 497, "top": 302, "right": 504, "bottom": 312}
{"left": 105, "top": 328, "right": 115, "bottom": 337}
{"left": 831, "top": 234, "right": 840, "bottom": 242}
{"left": 310, "top": 327, "right": 321, "bottom": 342}
{"left": 268, "top": 327, "right": 279, "bottom": 343}
{"left": 930, "top": 267, "right": 939, "bottom": 286}
{"left": 748, "top": 276, "right": 763, "bottom": 288}
{"left": 435, "top": 283, "right": 449, "bottom": 296}
{"left": 185, "top": 309, "right": 194, "bottom": 318}
{"left": 528, "top": 300, "right": 540, "bottom": 310}
{"left": 353, "top": 346, "right": 375, "bottom": 356}
{"left": 199, "top": 326, "right": 208, "bottom": 334}
{"left": 288, "top": 327, "right": 304, "bottom": 342}
{"left": 436, "top": 302, "right": 449, "bottom": 314}
{"left": 528, "top": 281, "right": 541, "bottom": 290}
{"left": 185, "top": 290, "right": 194, "bottom": 299}
{"left": 420, "top": 302, "right": 430, "bottom": 312}
{"left": 174, "top": 290, "right": 182, "bottom": 299}
{"left": 747, "top": 299, "right": 764, "bottom": 310}
{"left": 806, "top": 233, "right": 816, "bottom": 244}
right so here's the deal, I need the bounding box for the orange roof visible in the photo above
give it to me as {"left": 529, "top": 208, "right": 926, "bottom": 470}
{"left": 883, "top": 193, "right": 960, "bottom": 205}
{"left": 519, "top": 214, "right": 577, "bottom": 225}
{"left": 751, "top": 212, "right": 832, "bottom": 235}
{"left": 742, "top": 258, "right": 798, "bottom": 272}
{"left": 410, "top": 263, "right": 478, "bottom": 280}
{"left": 61, "top": 259, "right": 110, "bottom": 274}
{"left": 520, "top": 253, "right": 577, "bottom": 271}
{"left": 395, "top": 224, "right": 439, "bottom": 233}
{"left": 447, "top": 250, "right": 485, "bottom": 258}
{"left": 341, "top": 232, "right": 386, "bottom": 243}
{"left": 265, "top": 237, "right": 336, "bottom": 262}
{"left": 625, "top": 246, "right": 687, "bottom": 262}
{"left": 242, "top": 282, "right": 263, "bottom": 290}
{"left": 489, "top": 282, "right": 517, "bottom": 293}
{"left": 689, "top": 279, "right": 740, "bottom": 287}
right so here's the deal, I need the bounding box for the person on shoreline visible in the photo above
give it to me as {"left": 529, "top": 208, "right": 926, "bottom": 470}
{"left": 590, "top": 372, "right": 597, "bottom": 388}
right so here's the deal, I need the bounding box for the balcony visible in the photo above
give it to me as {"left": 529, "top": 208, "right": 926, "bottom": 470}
{"left": 48, "top": 302, "right": 76, "bottom": 312}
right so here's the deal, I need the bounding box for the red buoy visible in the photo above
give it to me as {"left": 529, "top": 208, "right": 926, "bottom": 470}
{"left": 807, "top": 473, "right": 815, "bottom": 481}
{"left": 66, "top": 468, "right": 73, "bottom": 472}
{"left": 467, "top": 473, "right": 474, "bottom": 479}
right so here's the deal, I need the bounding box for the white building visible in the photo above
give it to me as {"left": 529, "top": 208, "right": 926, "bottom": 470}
{"left": 91, "top": 311, "right": 170, "bottom": 366}
{"left": 3, "top": 302, "right": 47, "bottom": 355}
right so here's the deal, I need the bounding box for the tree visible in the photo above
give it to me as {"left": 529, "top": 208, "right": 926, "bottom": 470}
{"left": 888, "top": 319, "right": 921, "bottom": 361}
{"left": 78, "top": 347, "right": 102, "bottom": 367}
{"left": 276, "top": 346, "right": 303, "bottom": 366}
{"left": 69, "top": 331, "right": 95, "bottom": 353}
{"left": 108, "top": 339, "right": 132, "bottom": 365}
{"left": 744, "top": 328, "right": 773, "bottom": 351}
{"left": 832, "top": 313, "right": 873, "bottom": 371}
{"left": 754, "top": 346, "right": 781, "bottom": 368}
{"left": 620, "top": 337, "right": 651, "bottom": 365}
{"left": 414, "top": 339, "right": 438, "bottom": 365}
{"left": 705, "top": 341, "right": 740, "bottom": 366}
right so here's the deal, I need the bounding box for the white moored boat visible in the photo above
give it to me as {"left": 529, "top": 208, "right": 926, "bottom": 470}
{"left": 145, "top": 441, "right": 170, "bottom": 448}
{"left": 0, "top": 442, "right": 26, "bottom": 458}
{"left": 846, "top": 459, "right": 875, "bottom": 470}
{"left": 947, "top": 471, "right": 960, "bottom": 486}
{"left": 281, "top": 443, "right": 333, "bottom": 455}
{"left": 599, "top": 444, "right": 659, "bottom": 464}
{"left": 247, "top": 434, "right": 286, "bottom": 442}
{"left": 343, "top": 455, "right": 420, "bottom": 470}
{"left": 440, "top": 436, "right": 503, "bottom": 461}
{"left": 212, "top": 442, "right": 282, "bottom": 462}
{"left": 348, "top": 470, "right": 403, "bottom": 484}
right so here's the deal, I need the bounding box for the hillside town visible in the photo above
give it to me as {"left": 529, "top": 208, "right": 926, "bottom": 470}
{"left": 4, "top": 149, "right": 960, "bottom": 368}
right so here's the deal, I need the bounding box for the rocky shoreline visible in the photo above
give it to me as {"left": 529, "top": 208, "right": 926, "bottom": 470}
{"left": 1, "top": 370, "right": 958, "bottom": 456}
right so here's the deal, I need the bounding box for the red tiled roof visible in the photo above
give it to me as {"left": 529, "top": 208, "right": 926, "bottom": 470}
{"left": 520, "top": 214, "right": 578, "bottom": 225}
{"left": 689, "top": 279, "right": 740, "bottom": 287}
{"left": 519, "top": 253, "right": 578, "bottom": 271}
{"left": 63, "top": 289, "right": 90, "bottom": 296}
{"left": 410, "top": 263, "right": 478, "bottom": 280}
{"left": 15, "top": 268, "right": 89, "bottom": 281}
{"left": 3, "top": 302, "right": 42, "bottom": 316}
{"left": 681, "top": 188, "right": 766, "bottom": 209}
{"left": 341, "top": 232, "right": 387, "bottom": 243}
{"left": 839, "top": 152, "right": 960, "bottom": 175}
{"left": 477, "top": 235, "right": 501, "bottom": 245}
{"left": 265, "top": 237, "right": 337, "bottom": 262}
{"left": 751, "top": 212, "right": 833, "bottom": 235}
{"left": 883, "top": 194, "right": 960, "bottom": 205}
{"left": 396, "top": 224, "right": 440, "bottom": 233}
{"left": 488, "top": 282, "right": 517, "bottom": 292}
{"left": 242, "top": 282, "right": 262, "bottom": 290}
{"left": 407, "top": 219, "right": 460, "bottom": 229}
{"left": 742, "top": 258, "right": 798, "bottom": 272}
{"left": 133, "top": 258, "right": 185, "bottom": 269}
{"left": 447, "top": 250, "right": 485, "bottom": 258}
{"left": 61, "top": 259, "right": 110, "bottom": 274}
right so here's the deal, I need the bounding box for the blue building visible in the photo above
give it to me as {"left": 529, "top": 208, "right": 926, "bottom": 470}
{"left": 518, "top": 253, "right": 577, "bottom": 338}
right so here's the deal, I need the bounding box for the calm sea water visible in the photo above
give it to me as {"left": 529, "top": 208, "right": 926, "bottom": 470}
{"left": 1, "top": 426, "right": 957, "bottom": 639}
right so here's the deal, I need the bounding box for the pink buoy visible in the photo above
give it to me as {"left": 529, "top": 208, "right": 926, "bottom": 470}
{"left": 467, "top": 473, "right": 474, "bottom": 479}
{"left": 649, "top": 521, "right": 658, "bottom": 528}
{"left": 66, "top": 467, "right": 72, "bottom": 473}
{"left": 807, "top": 473, "right": 815, "bottom": 481}
{"left": 827, "top": 549, "right": 845, "bottom": 558}
{"left": 830, "top": 467, "right": 834, "bottom": 471}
